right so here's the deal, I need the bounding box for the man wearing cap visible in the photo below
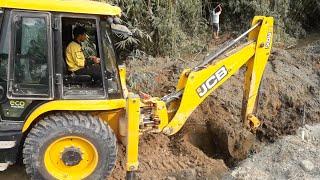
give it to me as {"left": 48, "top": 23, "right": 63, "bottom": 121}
{"left": 65, "top": 26, "right": 102, "bottom": 81}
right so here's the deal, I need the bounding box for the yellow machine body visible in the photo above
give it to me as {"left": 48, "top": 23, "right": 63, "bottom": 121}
{"left": 0, "top": 0, "right": 121, "bottom": 16}
{"left": 0, "top": 1, "right": 273, "bottom": 177}
{"left": 20, "top": 16, "right": 273, "bottom": 176}
{"left": 18, "top": 16, "right": 273, "bottom": 177}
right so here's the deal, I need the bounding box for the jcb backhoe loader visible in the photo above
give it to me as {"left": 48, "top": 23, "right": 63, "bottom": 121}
{"left": 0, "top": 0, "right": 273, "bottom": 179}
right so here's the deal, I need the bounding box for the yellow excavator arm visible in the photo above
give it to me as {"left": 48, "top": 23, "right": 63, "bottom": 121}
{"left": 160, "top": 16, "right": 274, "bottom": 135}
{"left": 124, "top": 16, "right": 273, "bottom": 177}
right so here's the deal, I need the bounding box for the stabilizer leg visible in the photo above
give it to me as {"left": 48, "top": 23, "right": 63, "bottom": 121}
{"left": 126, "top": 94, "right": 140, "bottom": 179}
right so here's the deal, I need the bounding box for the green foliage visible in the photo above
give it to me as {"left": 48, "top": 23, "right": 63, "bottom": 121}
{"left": 219, "top": 0, "right": 320, "bottom": 43}
{"left": 99, "top": 0, "right": 209, "bottom": 56}
{"left": 96, "top": 0, "right": 320, "bottom": 56}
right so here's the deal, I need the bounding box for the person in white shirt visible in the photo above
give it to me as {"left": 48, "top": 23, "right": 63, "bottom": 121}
{"left": 211, "top": 4, "right": 222, "bottom": 39}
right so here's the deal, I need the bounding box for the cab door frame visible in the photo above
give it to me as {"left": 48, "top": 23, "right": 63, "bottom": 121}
{"left": 54, "top": 13, "right": 108, "bottom": 100}
{"left": 7, "top": 10, "right": 54, "bottom": 100}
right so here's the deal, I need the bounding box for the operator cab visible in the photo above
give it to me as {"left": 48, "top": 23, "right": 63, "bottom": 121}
{"left": 0, "top": 0, "right": 131, "bottom": 175}
{"left": 58, "top": 15, "right": 122, "bottom": 99}
{"left": 0, "top": 9, "right": 124, "bottom": 102}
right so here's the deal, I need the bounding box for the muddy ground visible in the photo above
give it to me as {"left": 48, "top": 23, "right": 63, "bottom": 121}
{"left": 0, "top": 35, "right": 319, "bottom": 179}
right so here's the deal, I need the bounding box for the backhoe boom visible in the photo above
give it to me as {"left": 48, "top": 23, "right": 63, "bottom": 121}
{"left": 162, "top": 16, "right": 274, "bottom": 135}
{"left": 124, "top": 16, "right": 273, "bottom": 178}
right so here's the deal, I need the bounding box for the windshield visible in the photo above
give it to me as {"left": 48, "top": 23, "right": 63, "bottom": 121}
{"left": 101, "top": 20, "right": 122, "bottom": 98}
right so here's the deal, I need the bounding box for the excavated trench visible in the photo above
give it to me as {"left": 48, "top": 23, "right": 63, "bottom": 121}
{"left": 185, "top": 123, "right": 251, "bottom": 167}
{"left": 185, "top": 124, "right": 217, "bottom": 158}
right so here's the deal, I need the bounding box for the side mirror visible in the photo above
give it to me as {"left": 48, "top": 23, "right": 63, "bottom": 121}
{"left": 111, "top": 24, "right": 133, "bottom": 37}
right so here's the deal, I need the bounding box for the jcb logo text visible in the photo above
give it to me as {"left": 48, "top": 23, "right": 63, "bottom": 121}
{"left": 197, "top": 66, "right": 228, "bottom": 97}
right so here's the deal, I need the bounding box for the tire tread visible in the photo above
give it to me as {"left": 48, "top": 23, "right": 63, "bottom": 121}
{"left": 23, "top": 112, "right": 117, "bottom": 180}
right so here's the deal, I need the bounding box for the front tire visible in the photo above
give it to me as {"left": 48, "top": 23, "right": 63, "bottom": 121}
{"left": 23, "top": 112, "right": 117, "bottom": 180}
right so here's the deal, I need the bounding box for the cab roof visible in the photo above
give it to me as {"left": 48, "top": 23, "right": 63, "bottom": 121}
{"left": 0, "top": 0, "right": 122, "bottom": 16}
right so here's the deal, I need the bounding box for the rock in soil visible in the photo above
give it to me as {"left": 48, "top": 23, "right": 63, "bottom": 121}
{"left": 300, "top": 160, "right": 314, "bottom": 172}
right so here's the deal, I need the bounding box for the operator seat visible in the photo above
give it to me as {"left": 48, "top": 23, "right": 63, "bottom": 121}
{"left": 63, "top": 59, "right": 93, "bottom": 85}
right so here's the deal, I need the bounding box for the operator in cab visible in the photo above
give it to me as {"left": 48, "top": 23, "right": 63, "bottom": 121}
{"left": 66, "top": 26, "right": 102, "bottom": 81}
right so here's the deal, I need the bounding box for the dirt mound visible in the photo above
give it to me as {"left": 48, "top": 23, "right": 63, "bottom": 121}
{"left": 110, "top": 133, "right": 227, "bottom": 180}
{"left": 256, "top": 40, "right": 320, "bottom": 142}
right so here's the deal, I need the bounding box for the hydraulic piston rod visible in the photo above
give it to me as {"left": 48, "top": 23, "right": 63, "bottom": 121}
{"left": 194, "top": 21, "right": 262, "bottom": 70}
{"left": 161, "top": 21, "right": 262, "bottom": 104}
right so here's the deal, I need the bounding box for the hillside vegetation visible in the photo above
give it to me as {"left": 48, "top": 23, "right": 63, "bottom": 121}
{"left": 100, "top": 0, "right": 320, "bottom": 56}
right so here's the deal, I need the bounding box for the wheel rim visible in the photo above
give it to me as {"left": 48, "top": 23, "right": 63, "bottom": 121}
{"left": 44, "top": 136, "right": 99, "bottom": 180}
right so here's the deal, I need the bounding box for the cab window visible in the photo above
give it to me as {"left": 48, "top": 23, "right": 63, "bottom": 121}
{"left": 8, "top": 12, "right": 52, "bottom": 99}
{"left": 0, "top": 10, "right": 8, "bottom": 81}
{"left": 61, "top": 17, "right": 105, "bottom": 98}
{"left": 101, "top": 20, "right": 121, "bottom": 98}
